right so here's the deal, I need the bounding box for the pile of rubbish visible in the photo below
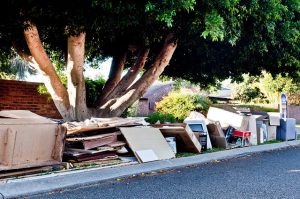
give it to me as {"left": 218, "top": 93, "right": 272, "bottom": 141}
{"left": 0, "top": 107, "right": 297, "bottom": 178}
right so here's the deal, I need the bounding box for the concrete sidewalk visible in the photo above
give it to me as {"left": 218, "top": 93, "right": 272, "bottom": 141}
{"left": 1, "top": 140, "right": 300, "bottom": 198}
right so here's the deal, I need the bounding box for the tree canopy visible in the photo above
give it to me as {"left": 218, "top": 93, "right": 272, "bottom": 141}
{"left": 0, "top": 0, "right": 299, "bottom": 120}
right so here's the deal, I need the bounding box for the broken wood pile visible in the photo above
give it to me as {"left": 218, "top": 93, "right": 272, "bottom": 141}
{"left": 63, "top": 117, "right": 147, "bottom": 163}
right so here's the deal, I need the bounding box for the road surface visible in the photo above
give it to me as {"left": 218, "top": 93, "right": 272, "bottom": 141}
{"left": 27, "top": 146, "right": 300, "bottom": 199}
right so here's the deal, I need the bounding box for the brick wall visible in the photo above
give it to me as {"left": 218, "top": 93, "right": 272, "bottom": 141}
{"left": 0, "top": 79, "right": 61, "bottom": 119}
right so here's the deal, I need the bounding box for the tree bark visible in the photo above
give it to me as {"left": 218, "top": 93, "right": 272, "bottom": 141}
{"left": 23, "top": 22, "right": 73, "bottom": 120}
{"left": 66, "top": 32, "right": 91, "bottom": 121}
{"left": 98, "top": 51, "right": 127, "bottom": 105}
{"left": 97, "top": 34, "right": 177, "bottom": 117}
{"left": 99, "top": 48, "right": 149, "bottom": 107}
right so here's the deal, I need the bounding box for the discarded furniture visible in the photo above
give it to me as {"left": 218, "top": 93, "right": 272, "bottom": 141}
{"left": 277, "top": 118, "right": 297, "bottom": 141}
{"left": 230, "top": 130, "right": 251, "bottom": 147}
{"left": 267, "top": 112, "right": 280, "bottom": 141}
{"left": 184, "top": 119, "right": 212, "bottom": 150}
{"left": 0, "top": 110, "right": 66, "bottom": 171}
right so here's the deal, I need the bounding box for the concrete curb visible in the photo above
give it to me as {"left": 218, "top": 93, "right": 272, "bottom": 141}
{"left": 1, "top": 140, "right": 300, "bottom": 198}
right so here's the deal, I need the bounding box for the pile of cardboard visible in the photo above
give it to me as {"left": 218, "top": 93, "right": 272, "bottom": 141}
{"left": 62, "top": 117, "right": 144, "bottom": 162}
{"left": 62, "top": 117, "right": 205, "bottom": 164}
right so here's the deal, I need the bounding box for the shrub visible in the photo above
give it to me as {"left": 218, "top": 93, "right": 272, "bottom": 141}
{"left": 145, "top": 112, "right": 177, "bottom": 124}
{"left": 155, "top": 92, "right": 212, "bottom": 121}
{"left": 85, "top": 78, "right": 106, "bottom": 107}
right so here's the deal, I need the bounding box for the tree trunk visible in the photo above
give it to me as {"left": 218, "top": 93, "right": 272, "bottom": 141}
{"left": 22, "top": 23, "right": 177, "bottom": 120}
{"left": 98, "top": 51, "right": 127, "bottom": 105}
{"left": 66, "top": 32, "right": 91, "bottom": 121}
{"left": 23, "top": 22, "right": 73, "bottom": 120}
{"left": 97, "top": 34, "right": 177, "bottom": 117}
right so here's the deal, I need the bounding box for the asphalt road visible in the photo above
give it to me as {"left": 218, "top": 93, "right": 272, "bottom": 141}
{"left": 26, "top": 146, "right": 300, "bottom": 199}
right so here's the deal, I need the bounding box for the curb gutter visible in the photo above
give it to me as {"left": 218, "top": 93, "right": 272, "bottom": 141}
{"left": 1, "top": 140, "right": 300, "bottom": 198}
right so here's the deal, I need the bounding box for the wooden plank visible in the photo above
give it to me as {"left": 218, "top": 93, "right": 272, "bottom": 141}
{"left": 66, "top": 133, "right": 118, "bottom": 150}
{"left": 65, "top": 147, "right": 115, "bottom": 154}
{"left": 120, "top": 127, "right": 175, "bottom": 163}
{"left": 0, "top": 166, "right": 53, "bottom": 179}
{"left": 107, "top": 141, "right": 126, "bottom": 148}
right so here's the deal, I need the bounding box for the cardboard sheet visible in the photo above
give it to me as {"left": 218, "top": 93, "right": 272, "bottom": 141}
{"left": 0, "top": 110, "right": 47, "bottom": 119}
{"left": 0, "top": 110, "right": 55, "bottom": 124}
{"left": 120, "top": 127, "right": 175, "bottom": 163}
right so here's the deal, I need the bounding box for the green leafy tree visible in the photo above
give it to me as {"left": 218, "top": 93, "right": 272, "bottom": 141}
{"left": 0, "top": 0, "right": 298, "bottom": 121}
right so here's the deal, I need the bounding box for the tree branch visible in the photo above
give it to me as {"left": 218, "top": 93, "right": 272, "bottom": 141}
{"left": 23, "top": 21, "right": 72, "bottom": 120}
{"left": 100, "top": 48, "right": 150, "bottom": 105}
{"left": 97, "top": 50, "right": 127, "bottom": 105}
{"left": 98, "top": 34, "right": 177, "bottom": 117}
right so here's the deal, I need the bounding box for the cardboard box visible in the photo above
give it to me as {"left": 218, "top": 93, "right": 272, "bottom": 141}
{"left": 0, "top": 110, "right": 65, "bottom": 171}
{"left": 207, "top": 122, "right": 227, "bottom": 148}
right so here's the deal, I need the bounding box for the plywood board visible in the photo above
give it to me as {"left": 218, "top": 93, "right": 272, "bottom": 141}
{"left": 135, "top": 149, "right": 159, "bottom": 163}
{"left": 120, "top": 127, "right": 175, "bottom": 162}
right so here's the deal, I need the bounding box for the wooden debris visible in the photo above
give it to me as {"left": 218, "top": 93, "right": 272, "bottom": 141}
{"left": 66, "top": 133, "right": 118, "bottom": 150}
{"left": 64, "top": 117, "right": 148, "bottom": 135}
{"left": 0, "top": 166, "right": 53, "bottom": 179}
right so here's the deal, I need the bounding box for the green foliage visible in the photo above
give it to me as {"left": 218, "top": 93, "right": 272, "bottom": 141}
{"left": 259, "top": 72, "right": 299, "bottom": 104}
{"left": 0, "top": 0, "right": 298, "bottom": 94}
{"left": 201, "top": 10, "right": 224, "bottom": 41}
{"left": 38, "top": 77, "right": 106, "bottom": 107}
{"left": 156, "top": 92, "right": 212, "bottom": 121}
{"left": 233, "top": 72, "right": 300, "bottom": 105}
{"left": 0, "top": 72, "right": 15, "bottom": 80}
{"left": 233, "top": 74, "right": 267, "bottom": 103}
{"left": 145, "top": 112, "right": 177, "bottom": 124}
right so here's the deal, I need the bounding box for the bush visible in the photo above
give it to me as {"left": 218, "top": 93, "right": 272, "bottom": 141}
{"left": 155, "top": 92, "right": 212, "bottom": 121}
{"left": 85, "top": 78, "right": 106, "bottom": 107}
{"left": 145, "top": 112, "right": 177, "bottom": 124}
